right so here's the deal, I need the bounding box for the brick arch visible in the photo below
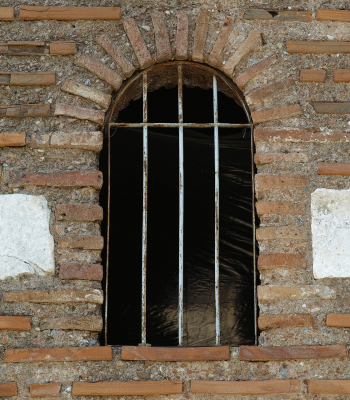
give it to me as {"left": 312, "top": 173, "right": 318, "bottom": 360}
{"left": 55, "top": 9, "right": 302, "bottom": 127}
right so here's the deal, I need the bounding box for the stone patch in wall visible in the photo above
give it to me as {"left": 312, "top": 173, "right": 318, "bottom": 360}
{"left": 312, "top": 188, "right": 350, "bottom": 279}
{"left": 0, "top": 194, "right": 54, "bottom": 279}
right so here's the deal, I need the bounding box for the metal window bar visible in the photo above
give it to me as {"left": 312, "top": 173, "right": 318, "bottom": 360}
{"left": 106, "top": 62, "right": 255, "bottom": 347}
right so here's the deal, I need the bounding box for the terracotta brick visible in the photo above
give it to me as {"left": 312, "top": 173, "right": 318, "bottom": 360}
{"left": 50, "top": 41, "right": 76, "bottom": 55}
{"left": 318, "top": 162, "right": 350, "bottom": 175}
{"left": 258, "top": 285, "right": 336, "bottom": 301}
{"left": 0, "top": 382, "right": 17, "bottom": 397}
{"left": 0, "top": 72, "right": 55, "bottom": 86}
{"left": 208, "top": 16, "right": 235, "bottom": 67}
{"left": 75, "top": 55, "right": 122, "bottom": 91}
{"left": 30, "top": 383, "right": 61, "bottom": 397}
{"left": 316, "top": 9, "right": 350, "bottom": 23}
{"left": 31, "top": 131, "right": 103, "bottom": 152}
{"left": 256, "top": 201, "right": 306, "bottom": 216}
{"left": 223, "top": 30, "right": 261, "bottom": 76}
{"left": 151, "top": 12, "right": 172, "bottom": 63}
{"left": 251, "top": 104, "right": 302, "bottom": 124}
{"left": 175, "top": 11, "right": 189, "bottom": 60}
{"left": 4, "top": 346, "right": 112, "bottom": 362}
{"left": 313, "top": 102, "right": 350, "bottom": 114}
{"left": 334, "top": 69, "right": 350, "bottom": 83}
{"left": 72, "top": 381, "right": 182, "bottom": 396}
{"left": 54, "top": 103, "right": 105, "bottom": 125}
{"left": 59, "top": 264, "right": 103, "bottom": 281}
{"left": 256, "top": 227, "right": 307, "bottom": 241}
{"left": 56, "top": 204, "right": 103, "bottom": 221}
{"left": 287, "top": 41, "right": 350, "bottom": 54}
{"left": 255, "top": 174, "right": 309, "bottom": 190}
{"left": 254, "top": 152, "right": 308, "bottom": 164}
{"left": 240, "top": 345, "right": 346, "bottom": 361}
{"left": 40, "top": 316, "right": 103, "bottom": 331}
{"left": 0, "top": 132, "right": 26, "bottom": 147}
{"left": 254, "top": 127, "right": 350, "bottom": 142}
{"left": 0, "top": 8, "right": 14, "bottom": 20}
{"left": 9, "top": 170, "right": 103, "bottom": 189}
{"left": 258, "top": 314, "right": 317, "bottom": 330}
{"left": 309, "top": 380, "right": 350, "bottom": 394}
{"left": 300, "top": 69, "right": 326, "bottom": 82}
{"left": 19, "top": 6, "right": 121, "bottom": 20}
{"left": 3, "top": 289, "right": 104, "bottom": 304}
{"left": 57, "top": 235, "right": 104, "bottom": 250}
{"left": 235, "top": 54, "right": 279, "bottom": 89}
{"left": 122, "top": 346, "right": 229, "bottom": 361}
{"left": 326, "top": 313, "right": 350, "bottom": 328}
{"left": 0, "top": 104, "right": 50, "bottom": 118}
{"left": 123, "top": 18, "right": 153, "bottom": 69}
{"left": 258, "top": 253, "right": 306, "bottom": 270}
{"left": 247, "top": 77, "right": 295, "bottom": 105}
{"left": 61, "top": 80, "right": 111, "bottom": 109}
{"left": 0, "top": 316, "right": 31, "bottom": 330}
{"left": 244, "top": 9, "right": 311, "bottom": 22}
{"left": 96, "top": 35, "right": 135, "bottom": 78}
{"left": 191, "top": 380, "right": 300, "bottom": 395}
{"left": 1, "top": 41, "right": 45, "bottom": 56}
{"left": 192, "top": 8, "right": 211, "bottom": 63}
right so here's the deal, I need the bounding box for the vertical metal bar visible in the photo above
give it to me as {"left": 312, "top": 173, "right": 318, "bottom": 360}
{"left": 141, "top": 73, "right": 148, "bottom": 345}
{"left": 213, "top": 74, "right": 220, "bottom": 346}
{"left": 178, "top": 64, "right": 184, "bottom": 346}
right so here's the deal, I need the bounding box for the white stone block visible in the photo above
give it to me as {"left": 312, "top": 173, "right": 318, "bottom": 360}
{"left": 312, "top": 188, "right": 350, "bottom": 279}
{"left": 0, "top": 194, "right": 54, "bottom": 280}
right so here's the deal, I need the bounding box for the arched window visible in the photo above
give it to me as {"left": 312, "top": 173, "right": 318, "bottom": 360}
{"left": 100, "top": 62, "right": 256, "bottom": 347}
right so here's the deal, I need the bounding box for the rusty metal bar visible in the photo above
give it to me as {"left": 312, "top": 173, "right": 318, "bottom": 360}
{"left": 141, "top": 72, "right": 148, "bottom": 345}
{"left": 109, "top": 122, "right": 252, "bottom": 128}
{"left": 213, "top": 74, "right": 220, "bottom": 346}
{"left": 178, "top": 64, "right": 184, "bottom": 346}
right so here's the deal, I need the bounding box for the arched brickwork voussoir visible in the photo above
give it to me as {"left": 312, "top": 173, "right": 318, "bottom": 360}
{"left": 54, "top": 9, "right": 303, "bottom": 128}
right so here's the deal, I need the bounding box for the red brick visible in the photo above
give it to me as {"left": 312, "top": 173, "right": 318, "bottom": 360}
{"left": 334, "top": 69, "right": 350, "bottom": 83}
{"left": 151, "top": 12, "right": 172, "bottom": 63}
{"left": 19, "top": 6, "right": 121, "bottom": 20}
{"left": 256, "top": 226, "right": 307, "bottom": 241}
{"left": 54, "top": 103, "right": 105, "bottom": 125}
{"left": 258, "top": 285, "right": 336, "bottom": 301}
{"left": 0, "top": 7, "right": 14, "bottom": 20}
{"left": 316, "top": 9, "right": 350, "bottom": 23}
{"left": 208, "top": 16, "right": 235, "bottom": 67}
{"left": 254, "top": 127, "right": 350, "bottom": 142}
{"left": 287, "top": 41, "right": 350, "bottom": 54}
{"left": 0, "top": 382, "right": 17, "bottom": 397}
{"left": 4, "top": 346, "right": 112, "bottom": 362}
{"left": 123, "top": 18, "right": 153, "bottom": 69}
{"left": 256, "top": 201, "right": 306, "bottom": 216}
{"left": 247, "top": 77, "right": 295, "bottom": 105}
{"left": 258, "top": 253, "right": 306, "bottom": 270}
{"left": 318, "top": 162, "right": 350, "bottom": 176}
{"left": 30, "top": 383, "right": 61, "bottom": 397}
{"left": 258, "top": 314, "right": 317, "bottom": 330}
{"left": 326, "top": 313, "right": 350, "bottom": 328}
{"left": 9, "top": 170, "right": 102, "bottom": 189}
{"left": 40, "top": 316, "right": 103, "bottom": 331}
{"left": 192, "top": 8, "right": 211, "bottom": 63}
{"left": 56, "top": 204, "right": 103, "bottom": 221}
{"left": 300, "top": 69, "right": 326, "bottom": 82}
{"left": 59, "top": 264, "right": 103, "bottom": 281}
{"left": 57, "top": 235, "right": 104, "bottom": 250}
{"left": 309, "top": 380, "right": 350, "bottom": 394}
{"left": 50, "top": 41, "right": 76, "bottom": 55}
{"left": 0, "top": 316, "right": 31, "bottom": 330}
{"left": 252, "top": 104, "right": 302, "bottom": 124}
{"left": 254, "top": 152, "right": 308, "bottom": 164}
{"left": 255, "top": 174, "right": 309, "bottom": 190}
{"left": 75, "top": 55, "right": 122, "bottom": 91}
{"left": 0, "top": 132, "right": 26, "bottom": 147}
{"left": 175, "top": 11, "right": 189, "bottom": 60}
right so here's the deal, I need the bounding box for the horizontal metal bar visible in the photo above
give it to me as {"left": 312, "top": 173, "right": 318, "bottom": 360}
{"left": 109, "top": 123, "right": 253, "bottom": 128}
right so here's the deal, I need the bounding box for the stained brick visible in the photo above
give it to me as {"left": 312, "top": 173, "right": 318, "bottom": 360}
{"left": 287, "top": 41, "right": 350, "bottom": 54}
{"left": 4, "top": 346, "right": 112, "bottom": 362}
{"left": 96, "top": 35, "right": 135, "bottom": 78}
{"left": 208, "top": 16, "right": 235, "bottom": 67}
{"left": 151, "top": 12, "right": 172, "bottom": 63}
{"left": 235, "top": 54, "right": 279, "bottom": 89}
{"left": 256, "top": 201, "right": 306, "bottom": 216}
{"left": 192, "top": 8, "right": 211, "bottom": 63}
{"left": 258, "top": 253, "right": 306, "bottom": 270}
{"left": 9, "top": 171, "right": 103, "bottom": 189}
{"left": 30, "top": 383, "right": 61, "bottom": 397}
{"left": 123, "top": 18, "right": 153, "bottom": 69}
{"left": 59, "top": 264, "right": 103, "bottom": 281}
{"left": 255, "top": 174, "right": 309, "bottom": 190}
{"left": 40, "top": 316, "right": 103, "bottom": 331}
{"left": 318, "top": 162, "right": 350, "bottom": 175}
{"left": 0, "top": 104, "right": 50, "bottom": 118}
{"left": 258, "top": 314, "right": 316, "bottom": 330}
{"left": 50, "top": 41, "right": 76, "bottom": 55}
{"left": 326, "top": 313, "right": 350, "bottom": 328}
{"left": 247, "top": 77, "right": 295, "bottom": 105}
{"left": 244, "top": 9, "right": 311, "bottom": 22}
{"left": 240, "top": 345, "right": 346, "bottom": 361}
{"left": 309, "top": 380, "right": 350, "bottom": 394}
{"left": 61, "top": 80, "right": 111, "bottom": 109}
{"left": 254, "top": 127, "right": 350, "bottom": 142}
{"left": 3, "top": 289, "right": 104, "bottom": 304}
{"left": 57, "top": 235, "right": 104, "bottom": 250}
{"left": 254, "top": 152, "right": 308, "bottom": 164}
{"left": 251, "top": 104, "right": 302, "bottom": 124}
{"left": 316, "top": 9, "right": 350, "bottom": 23}
{"left": 313, "top": 102, "right": 350, "bottom": 114}
{"left": 75, "top": 55, "right": 122, "bottom": 91}
{"left": 256, "top": 226, "right": 307, "bottom": 241}
{"left": 258, "top": 285, "right": 336, "bottom": 301}
{"left": 0, "top": 382, "right": 17, "bottom": 397}
{"left": 56, "top": 204, "right": 103, "bottom": 221}
{"left": 54, "top": 103, "right": 105, "bottom": 125}
{"left": 175, "top": 11, "right": 189, "bottom": 60}
{"left": 0, "top": 316, "right": 31, "bottom": 330}
{"left": 300, "top": 69, "right": 326, "bottom": 82}
{"left": 0, "top": 132, "right": 26, "bottom": 147}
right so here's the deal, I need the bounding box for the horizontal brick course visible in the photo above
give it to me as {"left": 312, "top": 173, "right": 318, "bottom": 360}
{"left": 0, "top": 104, "right": 50, "bottom": 118}
{"left": 255, "top": 174, "right": 309, "bottom": 190}
{"left": 318, "top": 162, "right": 350, "bottom": 175}
{"left": 313, "top": 102, "right": 350, "bottom": 114}
{"left": 9, "top": 170, "right": 103, "bottom": 189}
{"left": 258, "top": 314, "right": 317, "bottom": 330}
{"left": 258, "top": 253, "right": 306, "bottom": 270}
{"left": 309, "top": 380, "right": 350, "bottom": 394}
{"left": 56, "top": 204, "right": 103, "bottom": 221}
{"left": 4, "top": 346, "right": 112, "bottom": 362}
{"left": 3, "top": 289, "right": 103, "bottom": 304}
{"left": 54, "top": 103, "right": 105, "bottom": 125}
{"left": 244, "top": 9, "right": 311, "bottom": 22}
{"left": 287, "top": 41, "right": 350, "bottom": 54}
{"left": 0, "top": 382, "right": 17, "bottom": 397}
{"left": 252, "top": 104, "right": 302, "bottom": 124}
{"left": 254, "top": 127, "right": 350, "bottom": 142}
{"left": 40, "top": 316, "right": 103, "bottom": 331}
{"left": 30, "top": 383, "right": 61, "bottom": 397}
{"left": 256, "top": 226, "right": 307, "bottom": 241}
{"left": 326, "top": 313, "right": 350, "bottom": 328}
{"left": 0, "top": 132, "right": 26, "bottom": 147}
{"left": 258, "top": 285, "right": 336, "bottom": 301}
{"left": 0, "top": 316, "right": 31, "bottom": 330}
{"left": 316, "top": 9, "right": 350, "bottom": 23}
{"left": 254, "top": 152, "right": 308, "bottom": 164}
{"left": 50, "top": 41, "right": 76, "bottom": 55}
{"left": 59, "top": 263, "right": 103, "bottom": 281}
{"left": 0, "top": 71, "right": 55, "bottom": 86}
{"left": 300, "top": 69, "right": 326, "bottom": 82}
{"left": 256, "top": 201, "right": 306, "bottom": 216}
{"left": 334, "top": 69, "right": 350, "bottom": 82}
{"left": 57, "top": 235, "right": 104, "bottom": 250}
{"left": 0, "top": 7, "right": 14, "bottom": 20}
{"left": 19, "top": 6, "right": 121, "bottom": 20}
